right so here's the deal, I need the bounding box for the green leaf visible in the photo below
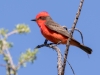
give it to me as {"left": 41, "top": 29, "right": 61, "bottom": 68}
{"left": 4, "top": 56, "right": 9, "bottom": 61}
{"left": 15, "top": 24, "right": 30, "bottom": 34}
{"left": 0, "top": 28, "right": 8, "bottom": 36}
{"left": 19, "top": 48, "right": 38, "bottom": 67}
{"left": 6, "top": 42, "right": 13, "bottom": 48}
{"left": 0, "top": 40, "right": 3, "bottom": 50}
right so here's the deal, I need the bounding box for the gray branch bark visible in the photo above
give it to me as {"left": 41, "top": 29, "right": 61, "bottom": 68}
{"left": 61, "top": 0, "right": 84, "bottom": 75}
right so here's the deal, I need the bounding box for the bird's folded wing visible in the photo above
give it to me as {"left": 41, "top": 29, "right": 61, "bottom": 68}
{"left": 45, "top": 17, "right": 72, "bottom": 38}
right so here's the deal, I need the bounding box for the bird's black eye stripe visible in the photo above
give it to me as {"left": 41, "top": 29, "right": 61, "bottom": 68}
{"left": 39, "top": 16, "right": 46, "bottom": 20}
{"left": 39, "top": 16, "right": 42, "bottom": 19}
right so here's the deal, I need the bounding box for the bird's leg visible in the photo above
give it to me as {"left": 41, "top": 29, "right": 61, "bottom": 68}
{"left": 44, "top": 39, "right": 55, "bottom": 45}
{"left": 44, "top": 39, "right": 48, "bottom": 45}
{"left": 35, "top": 39, "right": 48, "bottom": 48}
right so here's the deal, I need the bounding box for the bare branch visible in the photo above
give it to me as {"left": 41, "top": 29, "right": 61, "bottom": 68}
{"left": 5, "top": 48, "right": 15, "bottom": 70}
{"left": 17, "top": 54, "right": 35, "bottom": 69}
{"left": 35, "top": 43, "right": 55, "bottom": 49}
{"left": 5, "top": 30, "right": 18, "bottom": 38}
{"left": 1, "top": 39, "right": 16, "bottom": 75}
{"left": 61, "top": 0, "right": 84, "bottom": 75}
{"left": 48, "top": 45, "right": 62, "bottom": 75}
{"left": 35, "top": 43, "right": 63, "bottom": 75}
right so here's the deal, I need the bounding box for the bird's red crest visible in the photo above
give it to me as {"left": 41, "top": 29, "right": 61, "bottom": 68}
{"left": 36, "top": 11, "right": 49, "bottom": 19}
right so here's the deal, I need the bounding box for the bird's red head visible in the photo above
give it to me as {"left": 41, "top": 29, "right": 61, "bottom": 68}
{"left": 31, "top": 11, "right": 50, "bottom": 27}
{"left": 36, "top": 11, "right": 49, "bottom": 19}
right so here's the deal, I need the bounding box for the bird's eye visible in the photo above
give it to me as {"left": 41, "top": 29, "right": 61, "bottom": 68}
{"left": 39, "top": 16, "right": 42, "bottom": 19}
{"left": 39, "top": 16, "right": 46, "bottom": 20}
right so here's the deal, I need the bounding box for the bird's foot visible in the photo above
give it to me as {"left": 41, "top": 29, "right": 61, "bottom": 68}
{"left": 44, "top": 39, "right": 48, "bottom": 45}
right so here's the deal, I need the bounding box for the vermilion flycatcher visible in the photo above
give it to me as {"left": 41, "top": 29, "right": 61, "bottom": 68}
{"left": 31, "top": 11, "right": 92, "bottom": 54}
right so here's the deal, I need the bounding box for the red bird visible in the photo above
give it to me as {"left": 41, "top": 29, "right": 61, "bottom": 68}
{"left": 31, "top": 11, "right": 92, "bottom": 54}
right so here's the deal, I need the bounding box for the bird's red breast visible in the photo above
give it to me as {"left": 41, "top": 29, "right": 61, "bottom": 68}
{"left": 40, "top": 24, "right": 68, "bottom": 44}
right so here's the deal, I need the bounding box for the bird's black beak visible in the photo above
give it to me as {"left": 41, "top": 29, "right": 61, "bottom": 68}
{"left": 31, "top": 19, "right": 36, "bottom": 21}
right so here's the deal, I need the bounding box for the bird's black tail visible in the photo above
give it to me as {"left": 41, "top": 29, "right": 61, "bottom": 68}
{"left": 79, "top": 44, "right": 92, "bottom": 54}
{"left": 71, "top": 39, "right": 92, "bottom": 54}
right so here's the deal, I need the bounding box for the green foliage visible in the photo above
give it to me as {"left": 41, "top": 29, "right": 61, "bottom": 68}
{"left": 19, "top": 49, "right": 38, "bottom": 67}
{"left": 15, "top": 24, "right": 30, "bottom": 33}
{"left": 7, "top": 42, "right": 13, "bottom": 48}
{"left": 3, "top": 39, "right": 13, "bottom": 49}
{"left": 0, "top": 40, "right": 3, "bottom": 50}
{"left": 0, "top": 24, "right": 38, "bottom": 70}
{"left": 0, "top": 28, "right": 8, "bottom": 37}
{"left": 4, "top": 56, "right": 9, "bottom": 61}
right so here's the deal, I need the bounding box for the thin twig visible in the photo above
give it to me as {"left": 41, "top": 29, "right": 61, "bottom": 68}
{"left": 0, "top": 30, "right": 18, "bottom": 74}
{"left": 2, "top": 52, "right": 12, "bottom": 75}
{"left": 5, "top": 30, "right": 18, "bottom": 38}
{"left": 60, "top": 54, "right": 75, "bottom": 75}
{"left": 67, "top": 60, "right": 75, "bottom": 75}
{"left": 35, "top": 43, "right": 63, "bottom": 75}
{"left": 2, "top": 39, "right": 15, "bottom": 70}
{"left": 68, "top": 28, "right": 84, "bottom": 45}
{"left": 63, "top": 26, "right": 84, "bottom": 45}
{"left": 35, "top": 43, "right": 55, "bottom": 49}
{"left": 5, "top": 48, "right": 15, "bottom": 70}
{"left": 61, "top": 0, "right": 84, "bottom": 75}
{"left": 2, "top": 40, "right": 16, "bottom": 75}
{"left": 64, "top": 27, "right": 90, "bottom": 58}
{"left": 16, "top": 43, "right": 55, "bottom": 70}
{"left": 17, "top": 55, "right": 35, "bottom": 69}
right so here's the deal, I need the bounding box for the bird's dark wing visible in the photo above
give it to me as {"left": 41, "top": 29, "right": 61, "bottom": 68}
{"left": 45, "top": 16, "right": 71, "bottom": 38}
